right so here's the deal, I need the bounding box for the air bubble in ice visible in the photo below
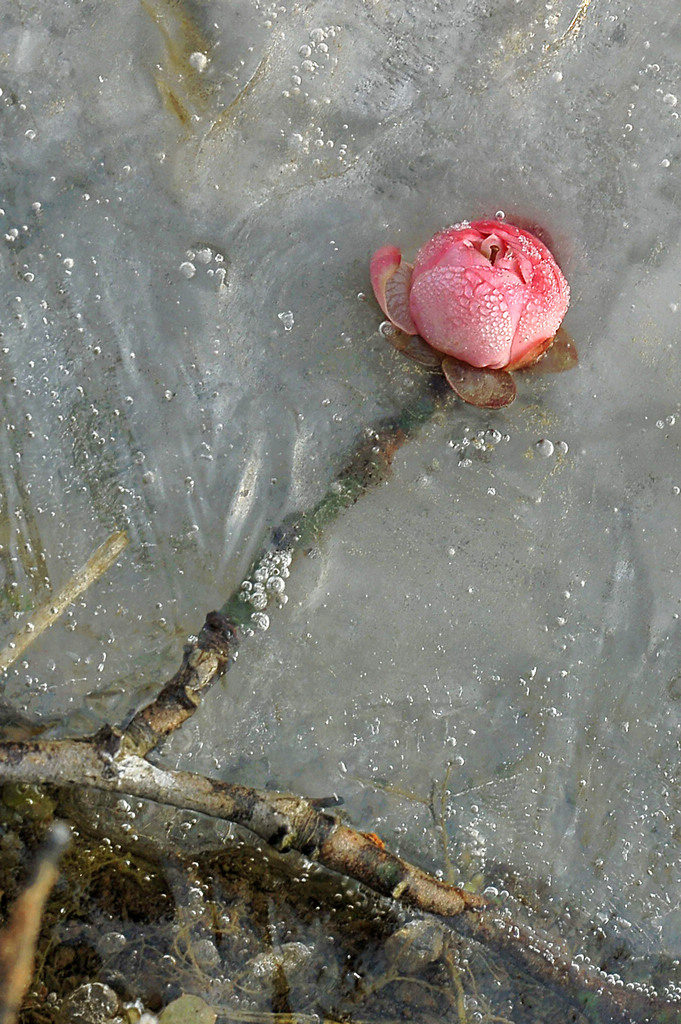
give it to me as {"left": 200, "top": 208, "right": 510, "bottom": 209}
{"left": 189, "top": 51, "right": 209, "bottom": 72}
{"left": 278, "top": 310, "right": 295, "bottom": 331}
{"left": 179, "top": 261, "right": 196, "bottom": 279}
{"left": 535, "top": 439, "right": 554, "bottom": 457}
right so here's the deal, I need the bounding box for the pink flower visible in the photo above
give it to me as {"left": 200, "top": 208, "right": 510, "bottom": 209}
{"left": 370, "top": 220, "right": 570, "bottom": 371}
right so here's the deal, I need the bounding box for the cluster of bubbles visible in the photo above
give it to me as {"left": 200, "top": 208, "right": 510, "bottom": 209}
{"left": 662, "top": 976, "right": 681, "bottom": 1002}
{"left": 287, "top": 25, "right": 340, "bottom": 94}
{"left": 179, "top": 245, "right": 227, "bottom": 288}
{"left": 238, "top": 548, "right": 293, "bottom": 633}
{"left": 280, "top": 25, "right": 354, "bottom": 170}
{"left": 448, "top": 426, "right": 510, "bottom": 466}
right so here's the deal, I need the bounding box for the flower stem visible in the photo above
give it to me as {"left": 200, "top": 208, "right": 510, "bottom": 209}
{"left": 220, "top": 378, "right": 451, "bottom": 630}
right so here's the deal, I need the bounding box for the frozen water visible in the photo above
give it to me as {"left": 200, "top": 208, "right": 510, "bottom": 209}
{"left": 2, "top": 0, "right": 681, "bottom": 994}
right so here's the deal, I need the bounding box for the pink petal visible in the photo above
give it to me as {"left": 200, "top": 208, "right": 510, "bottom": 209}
{"left": 370, "top": 246, "right": 418, "bottom": 335}
{"left": 370, "top": 246, "right": 402, "bottom": 320}
{"left": 384, "top": 261, "right": 417, "bottom": 335}
{"left": 508, "top": 261, "right": 570, "bottom": 367}
{"left": 409, "top": 266, "right": 521, "bottom": 369}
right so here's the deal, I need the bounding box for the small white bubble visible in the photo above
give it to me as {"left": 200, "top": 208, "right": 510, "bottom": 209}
{"left": 663, "top": 93, "right": 678, "bottom": 106}
{"left": 278, "top": 310, "right": 295, "bottom": 331}
{"left": 25, "top": 129, "right": 36, "bottom": 140}
{"left": 494, "top": 210, "right": 505, "bottom": 219}
{"left": 179, "top": 261, "right": 196, "bottom": 278}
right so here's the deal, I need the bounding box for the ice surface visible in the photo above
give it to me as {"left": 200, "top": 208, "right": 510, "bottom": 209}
{"left": 2, "top": 0, "right": 681, "bottom": 987}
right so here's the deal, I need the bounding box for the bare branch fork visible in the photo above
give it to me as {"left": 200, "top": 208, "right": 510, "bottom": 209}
{"left": 0, "top": 388, "right": 678, "bottom": 1023}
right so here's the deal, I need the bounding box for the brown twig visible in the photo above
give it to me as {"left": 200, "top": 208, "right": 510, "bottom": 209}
{"left": 0, "top": 822, "right": 70, "bottom": 1024}
{"left": 119, "top": 611, "right": 236, "bottom": 758}
{"left": 0, "top": 731, "right": 482, "bottom": 919}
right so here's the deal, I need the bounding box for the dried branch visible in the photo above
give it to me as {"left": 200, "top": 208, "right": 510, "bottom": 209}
{"left": 0, "top": 730, "right": 482, "bottom": 919}
{"left": 119, "top": 611, "right": 237, "bottom": 758}
{"left": 0, "top": 530, "right": 129, "bottom": 675}
{"left": 0, "top": 822, "right": 70, "bottom": 1024}
{"left": 0, "top": 726, "right": 676, "bottom": 1023}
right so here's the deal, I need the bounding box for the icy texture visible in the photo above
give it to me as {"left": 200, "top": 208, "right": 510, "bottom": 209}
{"left": 2, "top": 0, "right": 681, "bottom": 975}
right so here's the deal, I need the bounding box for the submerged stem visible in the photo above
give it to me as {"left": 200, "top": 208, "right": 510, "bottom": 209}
{"left": 221, "top": 379, "right": 451, "bottom": 630}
